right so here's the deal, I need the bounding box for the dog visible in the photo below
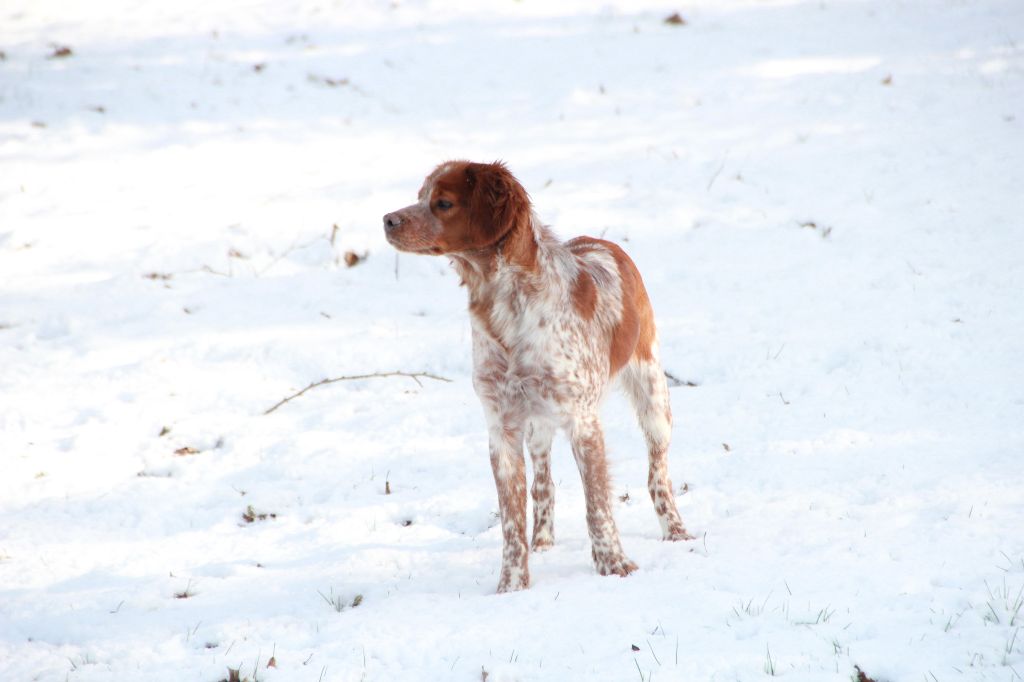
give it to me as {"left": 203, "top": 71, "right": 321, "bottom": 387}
{"left": 383, "top": 161, "right": 691, "bottom": 592}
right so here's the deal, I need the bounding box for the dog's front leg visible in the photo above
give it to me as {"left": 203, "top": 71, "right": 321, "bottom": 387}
{"left": 488, "top": 421, "right": 530, "bottom": 593}
{"left": 570, "top": 415, "right": 638, "bottom": 577}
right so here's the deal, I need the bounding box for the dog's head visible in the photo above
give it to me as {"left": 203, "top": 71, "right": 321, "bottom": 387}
{"left": 383, "top": 161, "right": 531, "bottom": 258}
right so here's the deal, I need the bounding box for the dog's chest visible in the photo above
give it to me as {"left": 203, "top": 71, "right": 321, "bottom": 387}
{"left": 470, "top": 282, "right": 607, "bottom": 411}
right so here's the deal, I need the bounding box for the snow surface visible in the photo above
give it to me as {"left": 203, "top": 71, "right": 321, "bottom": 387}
{"left": 2, "top": 0, "right": 1023, "bottom": 680}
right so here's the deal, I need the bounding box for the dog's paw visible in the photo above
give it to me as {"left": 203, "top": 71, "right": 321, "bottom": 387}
{"left": 594, "top": 552, "right": 638, "bottom": 577}
{"left": 496, "top": 565, "right": 530, "bottom": 593}
{"left": 664, "top": 523, "right": 695, "bottom": 542}
{"left": 531, "top": 531, "right": 554, "bottom": 553}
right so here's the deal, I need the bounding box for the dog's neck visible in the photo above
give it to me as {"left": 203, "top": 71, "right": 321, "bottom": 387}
{"left": 449, "top": 211, "right": 556, "bottom": 293}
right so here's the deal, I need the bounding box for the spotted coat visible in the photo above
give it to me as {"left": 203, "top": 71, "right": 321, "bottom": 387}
{"left": 384, "top": 161, "right": 692, "bottom": 593}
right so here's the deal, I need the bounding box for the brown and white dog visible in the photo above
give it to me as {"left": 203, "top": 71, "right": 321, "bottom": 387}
{"left": 383, "top": 161, "right": 691, "bottom": 592}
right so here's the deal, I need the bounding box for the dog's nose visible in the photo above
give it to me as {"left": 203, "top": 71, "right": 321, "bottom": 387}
{"left": 383, "top": 212, "right": 402, "bottom": 230}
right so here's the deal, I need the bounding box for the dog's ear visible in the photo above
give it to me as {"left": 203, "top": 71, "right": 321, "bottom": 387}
{"left": 465, "top": 162, "right": 529, "bottom": 245}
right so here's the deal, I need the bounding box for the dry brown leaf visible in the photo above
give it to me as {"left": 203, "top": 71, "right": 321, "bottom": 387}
{"left": 343, "top": 250, "right": 367, "bottom": 267}
{"left": 854, "top": 666, "right": 880, "bottom": 682}
{"left": 242, "top": 505, "right": 277, "bottom": 523}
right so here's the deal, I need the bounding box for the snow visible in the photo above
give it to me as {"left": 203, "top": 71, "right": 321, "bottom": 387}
{"left": 1, "top": 0, "right": 1023, "bottom": 680}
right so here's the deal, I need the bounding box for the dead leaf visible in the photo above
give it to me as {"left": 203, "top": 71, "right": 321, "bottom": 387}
{"left": 343, "top": 250, "right": 367, "bottom": 267}
{"left": 854, "top": 666, "right": 880, "bottom": 682}
{"left": 309, "top": 74, "right": 350, "bottom": 87}
{"left": 242, "top": 505, "right": 277, "bottom": 523}
{"left": 174, "top": 446, "right": 199, "bottom": 456}
{"left": 881, "top": 74, "right": 893, "bottom": 86}
{"left": 799, "top": 220, "right": 832, "bottom": 238}
{"left": 664, "top": 12, "right": 687, "bottom": 25}
{"left": 49, "top": 45, "right": 73, "bottom": 59}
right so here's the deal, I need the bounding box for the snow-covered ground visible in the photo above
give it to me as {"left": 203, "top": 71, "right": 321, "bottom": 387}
{"left": 2, "top": 0, "right": 1023, "bottom": 680}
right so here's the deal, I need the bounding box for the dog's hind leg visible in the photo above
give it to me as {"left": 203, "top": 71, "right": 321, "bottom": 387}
{"left": 621, "top": 354, "right": 693, "bottom": 541}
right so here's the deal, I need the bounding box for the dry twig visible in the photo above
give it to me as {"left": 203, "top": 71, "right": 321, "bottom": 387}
{"left": 264, "top": 371, "right": 451, "bottom": 415}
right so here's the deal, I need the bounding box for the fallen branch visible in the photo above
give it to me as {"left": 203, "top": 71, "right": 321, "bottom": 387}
{"left": 263, "top": 371, "right": 451, "bottom": 415}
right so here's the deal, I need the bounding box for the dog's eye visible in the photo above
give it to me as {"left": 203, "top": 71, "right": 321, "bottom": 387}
{"left": 436, "top": 199, "right": 453, "bottom": 211}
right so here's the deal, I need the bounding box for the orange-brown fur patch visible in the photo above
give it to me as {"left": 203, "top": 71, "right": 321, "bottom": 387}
{"left": 571, "top": 270, "right": 598, "bottom": 320}
{"left": 569, "top": 236, "right": 656, "bottom": 373}
{"left": 609, "top": 240, "right": 656, "bottom": 368}
{"left": 428, "top": 161, "right": 537, "bottom": 270}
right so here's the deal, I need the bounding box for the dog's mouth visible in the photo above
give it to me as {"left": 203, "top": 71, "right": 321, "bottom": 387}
{"left": 386, "top": 235, "right": 443, "bottom": 256}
